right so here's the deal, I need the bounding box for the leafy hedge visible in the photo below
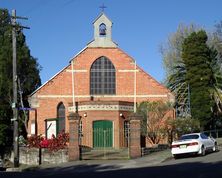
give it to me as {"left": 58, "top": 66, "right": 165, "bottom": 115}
{"left": 27, "top": 131, "right": 69, "bottom": 152}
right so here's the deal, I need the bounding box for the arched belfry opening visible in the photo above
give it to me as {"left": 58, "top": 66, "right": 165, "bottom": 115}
{"left": 99, "top": 23, "right": 106, "bottom": 36}
{"left": 87, "top": 12, "right": 117, "bottom": 47}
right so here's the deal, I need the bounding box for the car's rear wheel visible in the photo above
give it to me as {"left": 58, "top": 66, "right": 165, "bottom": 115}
{"left": 201, "top": 145, "right": 206, "bottom": 156}
{"left": 213, "top": 142, "right": 218, "bottom": 152}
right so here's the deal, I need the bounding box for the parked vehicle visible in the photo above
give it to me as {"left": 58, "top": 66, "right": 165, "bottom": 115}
{"left": 171, "top": 133, "right": 218, "bottom": 159}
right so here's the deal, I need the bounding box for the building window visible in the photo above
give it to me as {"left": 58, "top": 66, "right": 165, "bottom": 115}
{"left": 99, "top": 23, "right": 106, "bottom": 36}
{"left": 79, "top": 120, "right": 83, "bottom": 137}
{"left": 90, "top": 56, "right": 116, "bottom": 95}
{"left": 31, "top": 120, "right": 36, "bottom": 135}
{"left": 57, "top": 102, "right": 65, "bottom": 133}
{"left": 124, "top": 121, "right": 129, "bottom": 147}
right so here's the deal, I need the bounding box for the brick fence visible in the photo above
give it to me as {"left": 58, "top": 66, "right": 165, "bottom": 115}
{"left": 17, "top": 112, "right": 142, "bottom": 165}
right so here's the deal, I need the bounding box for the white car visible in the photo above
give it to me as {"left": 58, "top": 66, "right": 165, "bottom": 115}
{"left": 171, "top": 133, "right": 217, "bottom": 158}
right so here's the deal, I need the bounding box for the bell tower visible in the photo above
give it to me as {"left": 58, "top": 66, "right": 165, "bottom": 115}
{"left": 87, "top": 12, "right": 117, "bottom": 48}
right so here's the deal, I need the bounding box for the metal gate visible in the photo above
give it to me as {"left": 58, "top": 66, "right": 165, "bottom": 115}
{"left": 80, "top": 121, "right": 130, "bottom": 160}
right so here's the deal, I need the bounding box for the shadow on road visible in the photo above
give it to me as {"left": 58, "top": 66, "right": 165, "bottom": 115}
{"left": 1, "top": 160, "right": 222, "bottom": 178}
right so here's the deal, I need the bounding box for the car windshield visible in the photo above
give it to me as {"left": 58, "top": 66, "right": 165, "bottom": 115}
{"left": 179, "top": 134, "right": 199, "bottom": 140}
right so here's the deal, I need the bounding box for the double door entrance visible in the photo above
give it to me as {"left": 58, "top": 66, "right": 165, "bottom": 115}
{"left": 93, "top": 120, "right": 113, "bottom": 148}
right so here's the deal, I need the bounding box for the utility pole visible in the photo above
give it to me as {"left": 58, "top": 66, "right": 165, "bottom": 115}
{"left": 11, "top": 9, "right": 19, "bottom": 168}
{"left": 11, "top": 9, "right": 29, "bottom": 168}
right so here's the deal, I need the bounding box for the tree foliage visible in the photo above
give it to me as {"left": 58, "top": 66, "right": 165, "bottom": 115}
{"left": 160, "top": 24, "right": 200, "bottom": 82}
{"left": 207, "top": 22, "right": 222, "bottom": 128}
{"left": 162, "top": 23, "right": 222, "bottom": 129}
{"left": 169, "top": 117, "right": 200, "bottom": 138}
{"left": 137, "top": 101, "right": 174, "bottom": 145}
{"left": 208, "top": 21, "right": 222, "bottom": 61}
{"left": 160, "top": 24, "right": 200, "bottom": 118}
{"left": 182, "top": 30, "right": 215, "bottom": 127}
{"left": 0, "top": 8, "right": 41, "bottom": 153}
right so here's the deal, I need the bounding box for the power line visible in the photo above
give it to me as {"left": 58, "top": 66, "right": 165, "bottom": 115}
{"left": 20, "top": 0, "right": 77, "bottom": 16}
{"left": 20, "top": 0, "right": 51, "bottom": 16}
{"left": 61, "top": 0, "right": 77, "bottom": 8}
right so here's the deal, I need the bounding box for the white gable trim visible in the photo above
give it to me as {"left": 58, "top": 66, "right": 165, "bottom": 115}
{"left": 30, "top": 47, "right": 88, "bottom": 96}
{"left": 93, "top": 12, "right": 112, "bottom": 25}
{"left": 29, "top": 65, "right": 69, "bottom": 96}
{"left": 36, "top": 94, "right": 168, "bottom": 98}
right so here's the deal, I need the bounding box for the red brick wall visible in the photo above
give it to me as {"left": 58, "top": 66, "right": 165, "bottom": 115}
{"left": 80, "top": 110, "right": 119, "bottom": 148}
{"left": 35, "top": 47, "right": 169, "bottom": 99}
{"left": 29, "top": 98, "right": 71, "bottom": 136}
{"left": 28, "top": 47, "right": 174, "bottom": 140}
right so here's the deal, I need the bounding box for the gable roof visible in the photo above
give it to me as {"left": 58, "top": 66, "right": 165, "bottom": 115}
{"left": 29, "top": 46, "right": 170, "bottom": 97}
{"left": 29, "top": 65, "right": 69, "bottom": 96}
{"left": 92, "top": 12, "right": 112, "bottom": 24}
{"left": 117, "top": 48, "right": 170, "bottom": 92}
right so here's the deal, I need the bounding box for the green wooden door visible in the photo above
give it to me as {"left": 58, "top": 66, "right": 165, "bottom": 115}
{"left": 93, "top": 120, "right": 113, "bottom": 148}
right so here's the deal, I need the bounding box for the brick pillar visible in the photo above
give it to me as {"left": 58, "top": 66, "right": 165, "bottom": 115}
{"left": 128, "top": 113, "right": 142, "bottom": 158}
{"left": 68, "top": 112, "right": 80, "bottom": 161}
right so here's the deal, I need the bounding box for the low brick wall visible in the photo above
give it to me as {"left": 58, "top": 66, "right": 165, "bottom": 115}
{"left": 141, "top": 144, "right": 169, "bottom": 156}
{"left": 19, "top": 147, "right": 68, "bottom": 165}
{"left": 41, "top": 148, "right": 68, "bottom": 164}
{"left": 19, "top": 147, "right": 40, "bottom": 165}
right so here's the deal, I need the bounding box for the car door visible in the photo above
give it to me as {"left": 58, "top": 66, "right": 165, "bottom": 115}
{"left": 200, "top": 133, "right": 211, "bottom": 150}
{"left": 208, "top": 136, "right": 215, "bottom": 149}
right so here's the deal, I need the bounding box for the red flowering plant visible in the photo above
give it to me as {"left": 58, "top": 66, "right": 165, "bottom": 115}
{"left": 47, "top": 131, "right": 69, "bottom": 152}
{"left": 27, "top": 135, "right": 44, "bottom": 148}
{"left": 27, "top": 131, "right": 69, "bottom": 152}
{"left": 40, "top": 138, "right": 49, "bottom": 148}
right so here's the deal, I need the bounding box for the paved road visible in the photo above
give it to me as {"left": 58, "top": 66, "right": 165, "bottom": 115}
{"left": 1, "top": 150, "right": 222, "bottom": 178}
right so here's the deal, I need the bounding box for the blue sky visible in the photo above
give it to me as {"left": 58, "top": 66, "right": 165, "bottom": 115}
{"left": 1, "top": 0, "right": 222, "bottom": 84}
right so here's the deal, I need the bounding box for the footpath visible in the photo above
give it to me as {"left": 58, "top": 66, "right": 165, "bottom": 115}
{"left": 5, "top": 138, "right": 222, "bottom": 172}
{"left": 15, "top": 149, "right": 171, "bottom": 172}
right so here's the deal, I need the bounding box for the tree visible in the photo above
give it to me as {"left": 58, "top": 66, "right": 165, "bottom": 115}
{"left": 160, "top": 24, "right": 200, "bottom": 82}
{"left": 0, "top": 9, "right": 41, "bottom": 154}
{"left": 182, "top": 30, "right": 215, "bottom": 127}
{"left": 160, "top": 24, "right": 200, "bottom": 118}
{"left": 137, "top": 101, "right": 174, "bottom": 145}
{"left": 207, "top": 21, "right": 222, "bottom": 129}
{"left": 162, "top": 23, "right": 222, "bottom": 129}
{"left": 168, "top": 117, "right": 200, "bottom": 139}
{"left": 208, "top": 21, "right": 222, "bottom": 61}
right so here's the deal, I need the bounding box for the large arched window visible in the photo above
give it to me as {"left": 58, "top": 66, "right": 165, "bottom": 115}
{"left": 57, "top": 102, "right": 65, "bottom": 133}
{"left": 90, "top": 56, "right": 116, "bottom": 95}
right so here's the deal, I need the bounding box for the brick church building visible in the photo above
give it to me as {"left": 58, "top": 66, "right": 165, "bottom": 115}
{"left": 28, "top": 12, "right": 174, "bottom": 149}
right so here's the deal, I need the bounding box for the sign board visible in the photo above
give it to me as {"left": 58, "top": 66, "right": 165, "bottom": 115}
{"left": 11, "top": 103, "right": 16, "bottom": 109}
